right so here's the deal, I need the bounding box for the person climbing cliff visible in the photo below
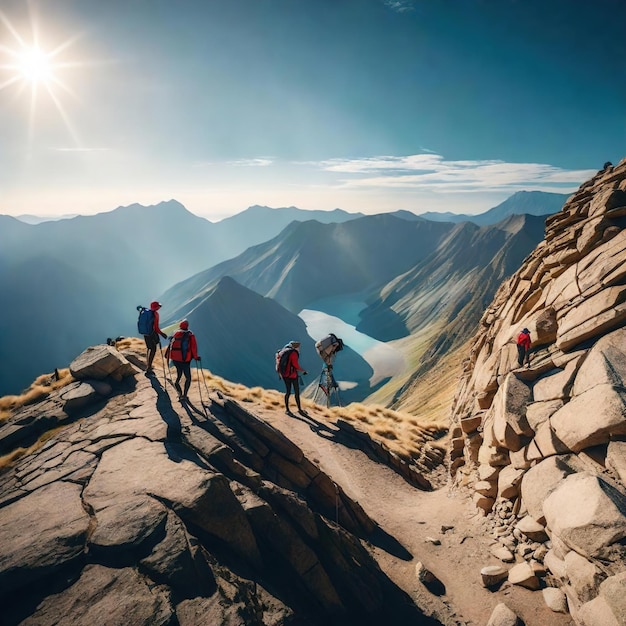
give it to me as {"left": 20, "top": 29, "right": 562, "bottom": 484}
{"left": 516, "top": 328, "right": 532, "bottom": 368}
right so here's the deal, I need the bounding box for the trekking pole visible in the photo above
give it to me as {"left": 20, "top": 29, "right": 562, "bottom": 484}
{"left": 159, "top": 344, "right": 168, "bottom": 388}
{"left": 197, "top": 359, "right": 211, "bottom": 399}
{"left": 196, "top": 361, "right": 204, "bottom": 407}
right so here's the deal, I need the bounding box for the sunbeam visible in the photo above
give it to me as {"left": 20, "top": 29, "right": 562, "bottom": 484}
{"left": 0, "top": 8, "right": 84, "bottom": 145}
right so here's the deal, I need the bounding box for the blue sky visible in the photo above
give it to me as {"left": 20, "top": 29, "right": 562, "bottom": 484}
{"left": 0, "top": 0, "right": 623, "bottom": 220}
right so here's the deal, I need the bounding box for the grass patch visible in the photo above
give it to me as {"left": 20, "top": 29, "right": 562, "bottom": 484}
{"left": 0, "top": 368, "right": 73, "bottom": 421}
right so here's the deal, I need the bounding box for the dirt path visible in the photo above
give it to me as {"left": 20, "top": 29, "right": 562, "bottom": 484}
{"left": 248, "top": 402, "right": 576, "bottom": 626}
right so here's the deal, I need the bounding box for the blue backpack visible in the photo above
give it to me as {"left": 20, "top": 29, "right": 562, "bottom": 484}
{"left": 136, "top": 306, "right": 155, "bottom": 335}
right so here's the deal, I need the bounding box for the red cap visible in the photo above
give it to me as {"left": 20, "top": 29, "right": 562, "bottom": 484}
{"left": 179, "top": 319, "right": 189, "bottom": 330}
{"left": 150, "top": 301, "right": 162, "bottom": 311}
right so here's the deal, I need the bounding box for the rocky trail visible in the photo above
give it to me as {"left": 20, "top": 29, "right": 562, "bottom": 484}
{"left": 251, "top": 393, "right": 575, "bottom": 626}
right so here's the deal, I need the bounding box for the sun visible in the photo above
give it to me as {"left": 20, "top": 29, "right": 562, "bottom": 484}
{"left": 16, "top": 46, "right": 54, "bottom": 84}
{"left": 0, "top": 9, "right": 83, "bottom": 141}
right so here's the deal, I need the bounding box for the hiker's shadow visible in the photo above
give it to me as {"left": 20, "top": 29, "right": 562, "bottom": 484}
{"left": 179, "top": 399, "right": 207, "bottom": 424}
{"left": 290, "top": 410, "right": 377, "bottom": 455}
{"left": 149, "top": 378, "right": 212, "bottom": 468}
{"left": 287, "top": 411, "right": 337, "bottom": 436}
{"left": 149, "top": 376, "right": 182, "bottom": 443}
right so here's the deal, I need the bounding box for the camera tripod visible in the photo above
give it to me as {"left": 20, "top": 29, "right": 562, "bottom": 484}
{"left": 313, "top": 362, "right": 342, "bottom": 408}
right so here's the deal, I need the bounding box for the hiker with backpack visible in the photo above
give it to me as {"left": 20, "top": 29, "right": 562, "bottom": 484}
{"left": 137, "top": 301, "right": 168, "bottom": 375}
{"left": 165, "top": 319, "right": 200, "bottom": 402}
{"left": 516, "top": 328, "right": 532, "bottom": 368}
{"left": 276, "top": 340, "right": 308, "bottom": 416}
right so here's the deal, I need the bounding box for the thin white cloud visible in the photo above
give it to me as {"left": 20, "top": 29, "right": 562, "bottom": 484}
{"left": 383, "top": 1, "right": 415, "bottom": 13}
{"left": 192, "top": 158, "right": 274, "bottom": 168}
{"left": 49, "top": 147, "right": 110, "bottom": 152}
{"left": 226, "top": 158, "right": 273, "bottom": 167}
{"left": 315, "top": 154, "right": 597, "bottom": 194}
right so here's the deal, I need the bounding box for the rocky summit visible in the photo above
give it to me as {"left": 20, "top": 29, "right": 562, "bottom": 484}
{"left": 450, "top": 158, "right": 626, "bottom": 625}
{"left": 0, "top": 344, "right": 443, "bottom": 626}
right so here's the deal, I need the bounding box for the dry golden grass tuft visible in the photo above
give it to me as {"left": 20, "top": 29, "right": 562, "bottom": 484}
{"left": 0, "top": 447, "right": 27, "bottom": 470}
{"left": 0, "top": 426, "right": 64, "bottom": 469}
{"left": 1, "top": 337, "right": 449, "bottom": 472}
{"left": 0, "top": 368, "right": 73, "bottom": 421}
{"left": 116, "top": 337, "right": 144, "bottom": 351}
{"left": 321, "top": 401, "right": 446, "bottom": 464}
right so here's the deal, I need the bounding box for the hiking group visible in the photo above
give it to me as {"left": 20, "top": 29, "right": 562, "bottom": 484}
{"left": 138, "top": 301, "right": 201, "bottom": 402}
{"left": 137, "top": 302, "right": 345, "bottom": 415}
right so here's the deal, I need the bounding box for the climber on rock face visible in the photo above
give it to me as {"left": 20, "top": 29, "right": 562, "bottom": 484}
{"left": 516, "top": 328, "right": 531, "bottom": 368}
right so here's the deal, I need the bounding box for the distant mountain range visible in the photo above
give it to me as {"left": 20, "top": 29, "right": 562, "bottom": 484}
{"left": 14, "top": 213, "right": 80, "bottom": 224}
{"left": 418, "top": 190, "right": 569, "bottom": 225}
{"left": 0, "top": 189, "right": 565, "bottom": 396}
{"left": 161, "top": 214, "right": 454, "bottom": 316}
{"left": 159, "top": 213, "right": 547, "bottom": 401}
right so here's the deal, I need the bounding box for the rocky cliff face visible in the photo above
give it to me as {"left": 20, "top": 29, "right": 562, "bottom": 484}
{"left": 449, "top": 159, "right": 626, "bottom": 625}
{"left": 0, "top": 345, "right": 442, "bottom": 626}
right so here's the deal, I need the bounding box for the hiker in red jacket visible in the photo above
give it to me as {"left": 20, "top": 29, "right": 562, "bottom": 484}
{"left": 166, "top": 319, "right": 200, "bottom": 401}
{"left": 279, "top": 340, "right": 308, "bottom": 416}
{"left": 145, "top": 301, "right": 168, "bottom": 375}
{"left": 516, "top": 328, "right": 532, "bottom": 367}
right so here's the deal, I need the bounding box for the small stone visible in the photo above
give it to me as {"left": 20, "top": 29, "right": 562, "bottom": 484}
{"left": 542, "top": 587, "right": 568, "bottom": 613}
{"left": 490, "top": 544, "right": 515, "bottom": 563}
{"left": 425, "top": 536, "right": 441, "bottom": 545}
{"left": 508, "top": 562, "right": 541, "bottom": 590}
{"left": 481, "top": 565, "right": 509, "bottom": 589}
{"left": 533, "top": 545, "right": 549, "bottom": 562}
{"left": 486, "top": 602, "right": 522, "bottom": 626}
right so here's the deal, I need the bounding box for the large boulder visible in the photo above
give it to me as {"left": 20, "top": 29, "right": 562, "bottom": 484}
{"left": 520, "top": 455, "right": 583, "bottom": 524}
{"left": 543, "top": 473, "right": 626, "bottom": 558}
{"left": 571, "top": 327, "right": 626, "bottom": 394}
{"left": 577, "top": 571, "right": 626, "bottom": 626}
{"left": 491, "top": 374, "right": 533, "bottom": 452}
{"left": 550, "top": 384, "right": 626, "bottom": 452}
{"left": 69, "top": 345, "right": 135, "bottom": 381}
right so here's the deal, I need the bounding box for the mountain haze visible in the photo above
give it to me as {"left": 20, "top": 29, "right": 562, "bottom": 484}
{"left": 419, "top": 190, "right": 569, "bottom": 225}
{"left": 362, "top": 214, "right": 547, "bottom": 410}
{"left": 0, "top": 202, "right": 362, "bottom": 396}
{"left": 0, "top": 189, "right": 569, "bottom": 397}
{"left": 162, "top": 214, "right": 456, "bottom": 317}
{"left": 161, "top": 213, "right": 547, "bottom": 403}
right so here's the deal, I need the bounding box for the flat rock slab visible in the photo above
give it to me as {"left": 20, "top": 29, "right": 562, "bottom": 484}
{"left": 0, "top": 481, "right": 90, "bottom": 594}
{"left": 21, "top": 564, "right": 174, "bottom": 626}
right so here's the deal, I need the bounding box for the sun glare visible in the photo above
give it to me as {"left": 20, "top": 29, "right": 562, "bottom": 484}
{"left": 17, "top": 46, "right": 53, "bottom": 84}
{"left": 0, "top": 9, "right": 85, "bottom": 142}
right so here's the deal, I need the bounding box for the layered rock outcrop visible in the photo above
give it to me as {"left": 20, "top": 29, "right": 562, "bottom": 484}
{"left": 450, "top": 159, "right": 626, "bottom": 625}
{"left": 0, "top": 346, "right": 440, "bottom": 626}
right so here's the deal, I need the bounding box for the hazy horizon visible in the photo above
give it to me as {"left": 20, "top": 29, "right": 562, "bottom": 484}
{"left": 3, "top": 187, "right": 572, "bottom": 225}
{"left": 1, "top": 0, "right": 623, "bottom": 221}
